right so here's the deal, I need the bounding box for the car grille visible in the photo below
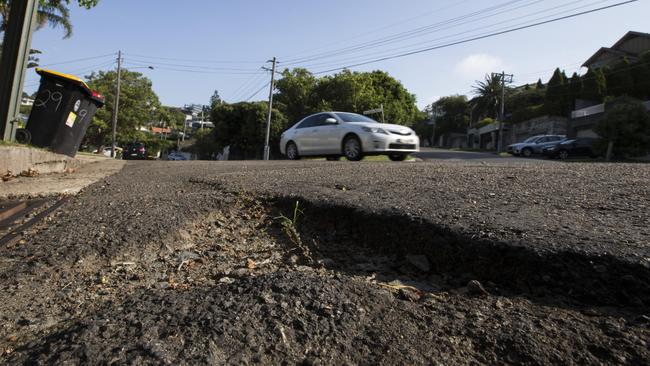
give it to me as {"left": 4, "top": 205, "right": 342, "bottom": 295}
{"left": 389, "top": 143, "right": 416, "bottom": 150}
{"left": 389, "top": 130, "right": 412, "bottom": 136}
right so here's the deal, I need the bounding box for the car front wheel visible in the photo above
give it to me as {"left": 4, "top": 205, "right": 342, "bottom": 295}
{"left": 286, "top": 142, "right": 300, "bottom": 160}
{"left": 522, "top": 148, "right": 533, "bottom": 158}
{"left": 558, "top": 150, "right": 569, "bottom": 160}
{"left": 343, "top": 136, "right": 363, "bottom": 161}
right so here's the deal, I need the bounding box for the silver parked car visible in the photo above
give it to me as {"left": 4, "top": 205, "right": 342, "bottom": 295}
{"left": 506, "top": 135, "right": 566, "bottom": 157}
{"left": 280, "top": 112, "right": 419, "bottom": 161}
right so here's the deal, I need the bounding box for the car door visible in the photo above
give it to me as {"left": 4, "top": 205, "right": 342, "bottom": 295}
{"left": 316, "top": 113, "right": 343, "bottom": 154}
{"left": 303, "top": 114, "right": 329, "bottom": 154}
{"left": 295, "top": 114, "right": 324, "bottom": 154}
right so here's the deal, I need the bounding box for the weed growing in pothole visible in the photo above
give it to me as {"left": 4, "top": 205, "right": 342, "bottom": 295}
{"left": 275, "top": 201, "right": 314, "bottom": 263}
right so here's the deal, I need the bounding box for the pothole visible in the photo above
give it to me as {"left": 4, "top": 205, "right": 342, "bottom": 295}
{"left": 138, "top": 195, "right": 648, "bottom": 312}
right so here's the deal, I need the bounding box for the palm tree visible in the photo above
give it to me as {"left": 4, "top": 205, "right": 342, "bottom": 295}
{"left": 1, "top": 0, "right": 73, "bottom": 38}
{"left": 472, "top": 73, "right": 502, "bottom": 120}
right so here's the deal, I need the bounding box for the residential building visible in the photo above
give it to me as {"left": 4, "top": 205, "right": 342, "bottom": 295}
{"left": 582, "top": 31, "right": 650, "bottom": 69}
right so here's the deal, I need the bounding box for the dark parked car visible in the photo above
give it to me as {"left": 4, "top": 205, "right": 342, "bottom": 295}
{"left": 543, "top": 138, "right": 599, "bottom": 159}
{"left": 123, "top": 142, "right": 147, "bottom": 160}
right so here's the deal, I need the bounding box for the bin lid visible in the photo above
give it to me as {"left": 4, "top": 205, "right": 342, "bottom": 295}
{"left": 36, "top": 68, "right": 105, "bottom": 106}
{"left": 36, "top": 68, "right": 93, "bottom": 95}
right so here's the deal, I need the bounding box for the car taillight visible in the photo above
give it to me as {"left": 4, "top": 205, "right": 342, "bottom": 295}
{"left": 139, "top": 147, "right": 145, "bottom": 152}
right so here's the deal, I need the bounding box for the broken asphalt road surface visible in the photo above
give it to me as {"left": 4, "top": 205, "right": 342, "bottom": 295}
{"left": 1, "top": 160, "right": 648, "bottom": 365}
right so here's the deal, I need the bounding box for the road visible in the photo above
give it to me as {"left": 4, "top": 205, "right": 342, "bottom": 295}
{"left": 414, "top": 147, "right": 548, "bottom": 162}
{"left": 1, "top": 160, "right": 648, "bottom": 365}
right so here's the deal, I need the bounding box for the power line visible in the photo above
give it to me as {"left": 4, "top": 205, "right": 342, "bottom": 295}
{"left": 123, "top": 58, "right": 261, "bottom": 72}
{"left": 123, "top": 52, "right": 265, "bottom": 64}
{"left": 38, "top": 52, "right": 116, "bottom": 67}
{"left": 289, "top": 0, "right": 607, "bottom": 71}
{"left": 309, "top": 0, "right": 638, "bottom": 75}
{"left": 279, "top": 0, "right": 471, "bottom": 61}
{"left": 122, "top": 62, "right": 260, "bottom": 75}
{"left": 245, "top": 81, "right": 271, "bottom": 102}
{"left": 230, "top": 71, "right": 268, "bottom": 101}
{"left": 282, "top": 0, "right": 539, "bottom": 66}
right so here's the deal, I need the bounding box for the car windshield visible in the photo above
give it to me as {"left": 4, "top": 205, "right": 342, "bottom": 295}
{"left": 522, "top": 136, "right": 541, "bottom": 143}
{"left": 334, "top": 113, "right": 378, "bottom": 123}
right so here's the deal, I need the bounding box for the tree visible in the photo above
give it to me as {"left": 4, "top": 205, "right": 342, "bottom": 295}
{"left": 544, "top": 68, "right": 570, "bottom": 116}
{"left": 429, "top": 95, "right": 469, "bottom": 139}
{"left": 631, "top": 51, "right": 650, "bottom": 99}
{"left": 580, "top": 67, "right": 607, "bottom": 103}
{"left": 209, "top": 90, "right": 222, "bottom": 109}
{"left": 83, "top": 69, "right": 161, "bottom": 147}
{"left": 596, "top": 96, "right": 650, "bottom": 160}
{"left": 536, "top": 79, "right": 545, "bottom": 89}
{"left": 605, "top": 59, "right": 635, "bottom": 97}
{"left": 210, "top": 102, "right": 287, "bottom": 159}
{"left": 472, "top": 73, "right": 503, "bottom": 119}
{"left": 274, "top": 68, "right": 318, "bottom": 124}
{"left": 274, "top": 68, "right": 419, "bottom": 126}
{"left": 156, "top": 106, "right": 185, "bottom": 130}
{"left": 0, "top": 0, "right": 99, "bottom": 38}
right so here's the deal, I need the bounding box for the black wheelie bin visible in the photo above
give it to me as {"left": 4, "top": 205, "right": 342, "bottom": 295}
{"left": 24, "top": 68, "right": 105, "bottom": 157}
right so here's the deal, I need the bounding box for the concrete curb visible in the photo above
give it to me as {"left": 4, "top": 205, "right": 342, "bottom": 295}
{"left": 0, "top": 146, "right": 80, "bottom": 176}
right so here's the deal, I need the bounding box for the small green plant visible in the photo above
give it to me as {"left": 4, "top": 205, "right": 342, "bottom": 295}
{"left": 275, "top": 201, "right": 314, "bottom": 263}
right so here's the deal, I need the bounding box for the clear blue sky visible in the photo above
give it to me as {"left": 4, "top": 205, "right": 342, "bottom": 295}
{"left": 24, "top": 0, "right": 649, "bottom": 110}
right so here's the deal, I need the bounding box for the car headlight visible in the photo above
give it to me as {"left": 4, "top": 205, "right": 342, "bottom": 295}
{"left": 362, "top": 127, "right": 389, "bottom": 135}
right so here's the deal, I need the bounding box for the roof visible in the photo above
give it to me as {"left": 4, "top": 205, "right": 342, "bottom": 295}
{"left": 151, "top": 127, "right": 172, "bottom": 134}
{"left": 582, "top": 31, "right": 650, "bottom": 67}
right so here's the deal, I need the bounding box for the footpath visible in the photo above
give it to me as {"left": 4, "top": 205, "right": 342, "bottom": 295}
{"left": 0, "top": 146, "right": 125, "bottom": 198}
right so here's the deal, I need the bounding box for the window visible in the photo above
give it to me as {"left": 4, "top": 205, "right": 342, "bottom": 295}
{"left": 334, "top": 112, "right": 378, "bottom": 123}
{"left": 296, "top": 114, "right": 322, "bottom": 129}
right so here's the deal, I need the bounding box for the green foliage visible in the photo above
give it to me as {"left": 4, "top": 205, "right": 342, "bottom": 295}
{"left": 605, "top": 60, "right": 635, "bottom": 97}
{"left": 596, "top": 96, "right": 650, "bottom": 157}
{"left": 544, "top": 68, "right": 570, "bottom": 116}
{"left": 580, "top": 67, "right": 607, "bottom": 103}
{"left": 209, "top": 90, "right": 222, "bottom": 109}
{"left": 536, "top": 79, "right": 545, "bottom": 89}
{"left": 1, "top": 0, "right": 99, "bottom": 38}
{"left": 511, "top": 104, "right": 545, "bottom": 123}
{"left": 208, "top": 101, "right": 287, "bottom": 159}
{"left": 275, "top": 69, "right": 418, "bottom": 126}
{"left": 475, "top": 118, "right": 495, "bottom": 129}
{"left": 429, "top": 95, "right": 469, "bottom": 137}
{"left": 84, "top": 69, "right": 161, "bottom": 146}
{"left": 631, "top": 51, "right": 650, "bottom": 99}
{"left": 472, "top": 73, "right": 503, "bottom": 119}
{"left": 506, "top": 88, "right": 545, "bottom": 117}
{"left": 274, "top": 68, "right": 318, "bottom": 124}
{"left": 156, "top": 106, "right": 185, "bottom": 130}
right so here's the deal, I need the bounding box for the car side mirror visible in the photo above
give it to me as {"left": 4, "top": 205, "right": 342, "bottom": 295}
{"left": 324, "top": 118, "right": 338, "bottom": 125}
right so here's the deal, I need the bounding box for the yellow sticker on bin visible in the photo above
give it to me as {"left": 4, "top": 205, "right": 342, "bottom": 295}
{"left": 66, "top": 112, "right": 77, "bottom": 127}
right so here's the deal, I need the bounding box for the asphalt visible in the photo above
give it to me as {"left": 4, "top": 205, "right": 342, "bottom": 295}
{"left": 0, "top": 159, "right": 648, "bottom": 364}
{"left": 414, "top": 147, "right": 551, "bottom": 162}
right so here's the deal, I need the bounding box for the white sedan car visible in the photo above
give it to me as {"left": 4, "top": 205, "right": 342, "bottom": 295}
{"left": 279, "top": 112, "right": 419, "bottom": 161}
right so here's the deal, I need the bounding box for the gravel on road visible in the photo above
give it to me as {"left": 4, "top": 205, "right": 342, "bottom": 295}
{"left": 0, "top": 160, "right": 648, "bottom": 365}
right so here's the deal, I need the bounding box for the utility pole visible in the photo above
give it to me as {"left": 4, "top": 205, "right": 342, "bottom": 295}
{"left": 263, "top": 57, "right": 277, "bottom": 161}
{"left": 0, "top": 0, "right": 38, "bottom": 141}
{"left": 380, "top": 103, "right": 385, "bottom": 123}
{"left": 111, "top": 51, "right": 122, "bottom": 158}
{"left": 492, "top": 71, "right": 513, "bottom": 153}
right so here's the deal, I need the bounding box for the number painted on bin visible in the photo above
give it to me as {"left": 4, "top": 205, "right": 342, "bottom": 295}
{"left": 34, "top": 90, "right": 64, "bottom": 111}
